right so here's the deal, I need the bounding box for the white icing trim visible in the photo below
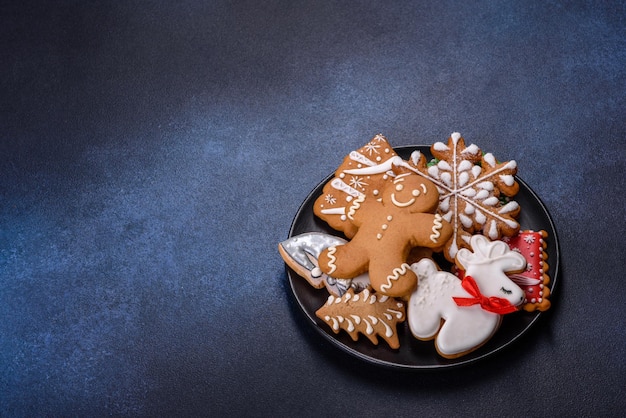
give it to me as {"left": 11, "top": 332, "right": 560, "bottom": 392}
{"left": 320, "top": 207, "right": 346, "bottom": 215}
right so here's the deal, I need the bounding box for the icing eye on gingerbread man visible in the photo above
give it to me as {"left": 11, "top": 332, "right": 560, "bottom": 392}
{"left": 385, "top": 173, "right": 439, "bottom": 213}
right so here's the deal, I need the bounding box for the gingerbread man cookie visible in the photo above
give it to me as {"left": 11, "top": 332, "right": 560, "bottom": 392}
{"left": 318, "top": 169, "right": 453, "bottom": 297}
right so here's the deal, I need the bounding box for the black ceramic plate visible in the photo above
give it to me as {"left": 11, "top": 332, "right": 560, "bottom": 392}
{"left": 286, "top": 146, "right": 559, "bottom": 370}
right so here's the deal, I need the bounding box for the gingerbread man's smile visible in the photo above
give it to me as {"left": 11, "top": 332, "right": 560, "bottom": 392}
{"left": 391, "top": 193, "right": 416, "bottom": 207}
{"left": 391, "top": 176, "right": 427, "bottom": 208}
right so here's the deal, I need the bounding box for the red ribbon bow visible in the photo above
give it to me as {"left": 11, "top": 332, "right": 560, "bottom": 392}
{"left": 453, "top": 275, "right": 518, "bottom": 315}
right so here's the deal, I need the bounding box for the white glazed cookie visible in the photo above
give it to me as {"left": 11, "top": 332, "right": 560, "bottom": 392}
{"left": 407, "top": 235, "right": 526, "bottom": 358}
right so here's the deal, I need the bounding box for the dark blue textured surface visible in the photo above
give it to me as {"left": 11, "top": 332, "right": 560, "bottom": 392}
{"left": 1, "top": 1, "right": 625, "bottom": 416}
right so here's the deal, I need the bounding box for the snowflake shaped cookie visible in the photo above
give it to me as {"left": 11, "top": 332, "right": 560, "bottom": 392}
{"left": 408, "top": 132, "right": 521, "bottom": 261}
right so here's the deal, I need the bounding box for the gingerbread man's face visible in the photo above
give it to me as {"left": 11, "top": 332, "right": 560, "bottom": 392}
{"left": 383, "top": 173, "right": 439, "bottom": 213}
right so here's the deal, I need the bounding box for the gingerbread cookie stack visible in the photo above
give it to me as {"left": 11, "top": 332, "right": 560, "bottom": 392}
{"left": 279, "top": 133, "right": 552, "bottom": 358}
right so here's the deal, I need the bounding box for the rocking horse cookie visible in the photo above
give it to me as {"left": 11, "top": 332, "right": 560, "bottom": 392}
{"left": 407, "top": 235, "right": 526, "bottom": 358}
